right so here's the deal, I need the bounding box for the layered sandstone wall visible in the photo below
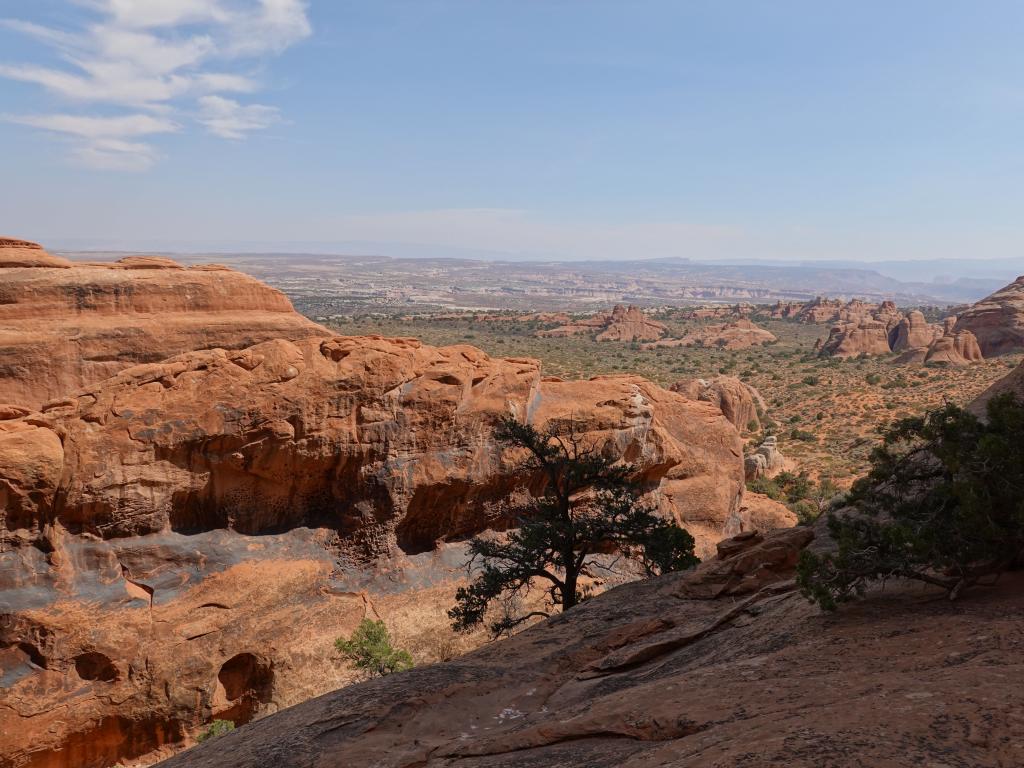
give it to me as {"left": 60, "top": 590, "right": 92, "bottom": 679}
{"left": 0, "top": 239, "right": 330, "bottom": 409}
{"left": 0, "top": 334, "right": 748, "bottom": 768}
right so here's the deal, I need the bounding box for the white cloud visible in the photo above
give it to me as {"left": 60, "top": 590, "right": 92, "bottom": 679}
{"left": 198, "top": 95, "right": 279, "bottom": 139}
{"left": 0, "top": 0, "right": 310, "bottom": 169}
{"left": 3, "top": 112, "right": 179, "bottom": 171}
{"left": 225, "top": 0, "right": 312, "bottom": 56}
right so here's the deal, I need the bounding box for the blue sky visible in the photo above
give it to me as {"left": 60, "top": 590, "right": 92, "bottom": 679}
{"left": 1, "top": 1, "right": 1022, "bottom": 261}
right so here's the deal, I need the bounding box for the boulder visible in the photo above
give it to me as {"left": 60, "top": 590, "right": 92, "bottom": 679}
{"left": 741, "top": 491, "right": 799, "bottom": 533}
{"left": 744, "top": 436, "right": 785, "bottom": 480}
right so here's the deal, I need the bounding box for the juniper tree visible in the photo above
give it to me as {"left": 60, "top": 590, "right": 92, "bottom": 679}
{"left": 449, "top": 416, "right": 699, "bottom": 636}
{"left": 798, "top": 393, "right": 1024, "bottom": 610}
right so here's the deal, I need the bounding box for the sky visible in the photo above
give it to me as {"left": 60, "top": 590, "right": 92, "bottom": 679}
{"left": 1, "top": 1, "right": 1023, "bottom": 262}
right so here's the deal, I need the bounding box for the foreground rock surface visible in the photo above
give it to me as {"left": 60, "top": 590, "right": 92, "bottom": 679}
{"left": 158, "top": 526, "right": 1024, "bottom": 768}
{"left": 0, "top": 239, "right": 329, "bottom": 409}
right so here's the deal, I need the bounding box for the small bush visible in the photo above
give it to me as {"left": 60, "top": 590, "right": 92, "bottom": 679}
{"left": 335, "top": 619, "right": 413, "bottom": 678}
{"left": 197, "top": 720, "right": 234, "bottom": 743}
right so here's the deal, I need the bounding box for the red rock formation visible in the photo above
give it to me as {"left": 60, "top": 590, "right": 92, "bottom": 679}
{"left": 890, "top": 310, "right": 941, "bottom": 352}
{"left": 643, "top": 319, "right": 776, "bottom": 351}
{"left": 769, "top": 300, "right": 804, "bottom": 319}
{"left": 670, "top": 376, "right": 765, "bottom": 432}
{"left": 795, "top": 296, "right": 845, "bottom": 323}
{"left": 739, "top": 491, "right": 798, "bottom": 533}
{"left": 923, "top": 329, "right": 984, "bottom": 366}
{"left": 0, "top": 336, "right": 748, "bottom": 767}
{"left": 0, "top": 236, "right": 74, "bottom": 267}
{"left": 954, "top": 275, "right": 1024, "bottom": 356}
{"left": 536, "top": 305, "right": 666, "bottom": 342}
{"left": 0, "top": 241, "right": 330, "bottom": 409}
{"left": 818, "top": 318, "right": 893, "bottom": 358}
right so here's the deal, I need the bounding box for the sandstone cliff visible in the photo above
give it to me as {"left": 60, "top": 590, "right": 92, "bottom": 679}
{"left": 954, "top": 275, "right": 1024, "bottom": 356}
{"left": 0, "top": 239, "right": 330, "bottom": 409}
{"left": 0, "top": 335, "right": 748, "bottom": 768}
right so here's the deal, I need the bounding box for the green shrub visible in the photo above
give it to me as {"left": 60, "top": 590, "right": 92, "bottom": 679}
{"left": 197, "top": 720, "right": 235, "bottom": 743}
{"left": 798, "top": 394, "right": 1024, "bottom": 611}
{"left": 335, "top": 619, "right": 413, "bottom": 678}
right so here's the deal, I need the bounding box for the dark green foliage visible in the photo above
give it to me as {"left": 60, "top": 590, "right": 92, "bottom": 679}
{"left": 798, "top": 394, "right": 1024, "bottom": 611}
{"left": 449, "top": 417, "right": 699, "bottom": 637}
{"left": 789, "top": 428, "right": 817, "bottom": 442}
{"left": 197, "top": 720, "right": 235, "bottom": 743}
{"left": 335, "top": 619, "right": 413, "bottom": 677}
{"left": 748, "top": 471, "right": 840, "bottom": 524}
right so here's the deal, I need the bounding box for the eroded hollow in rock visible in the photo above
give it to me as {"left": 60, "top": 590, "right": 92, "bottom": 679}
{"left": 215, "top": 653, "right": 274, "bottom": 726}
{"left": 22, "top": 715, "right": 185, "bottom": 768}
{"left": 74, "top": 651, "right": 119, "bottom": 682}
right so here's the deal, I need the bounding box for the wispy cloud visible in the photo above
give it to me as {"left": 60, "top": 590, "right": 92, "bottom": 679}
{"left": 198, "top": 95, "right": 280, "bottom": 140}
{"left": 0, "top": 1, "right": 310, "bottom": 169}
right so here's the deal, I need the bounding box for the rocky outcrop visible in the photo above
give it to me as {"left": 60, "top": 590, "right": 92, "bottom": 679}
{"left": 890, "top": 310, "right": 941, "bottom": 352}
{"left": 769, "top": 300, "right": 804, "bottom": 319}
{"left": 0, "top": 236, "right": 73, "bottom": 268}
{"left": 670, "top": 376, "right": 765, "bottom": 432}
{"left": 0, "top": 336, "right": 748, "bottom": 767}
{"left": 1, "top": 336, "right": 743, "bottom": 550}
{"left": 157, "top": 523, "right": 1024, "bottom": 768}
{"left": 0, "top": 241, "right": 330, "bottom": 409}
{"left": 818, "top": 318, "right": 893, "bottom": 358}
{"left": 924, "top": 329, "right": 984, "bottom": 366}
{"left": 795, "top": 296, "right": 845, "bottom": 323}
{"left": 954, "top": 275, "right": 1024, "bottom": 356}
{"left": 643, "top": 319, "right": 776, "bottom": 351}
{"left": 739, "top": 491, "right": 798, "bottom": 533}
{"left": 744, "top": 435, "right": 785, "bottom": 481}
{"left": 536, "top": 305, "right": 666, "bottom": 342}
